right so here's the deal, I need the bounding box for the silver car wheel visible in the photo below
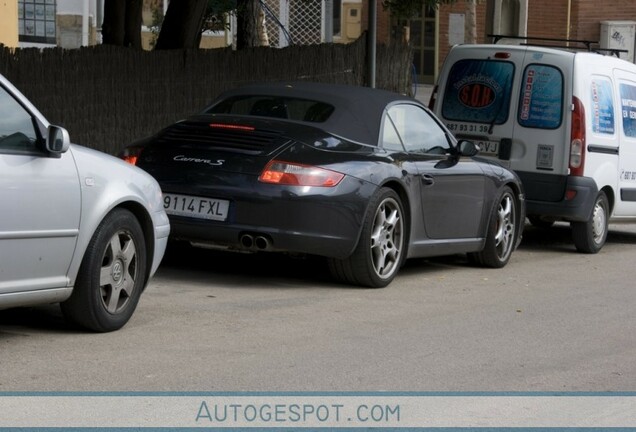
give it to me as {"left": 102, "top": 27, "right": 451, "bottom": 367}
{"left": 100, "top": 230, "right": 139, "bottom": 314}
{"left": 370, "top": 197, "right": 404, "bottom": 278}
{"left": 61, "top": 208, "right": 147, "bottom": 332}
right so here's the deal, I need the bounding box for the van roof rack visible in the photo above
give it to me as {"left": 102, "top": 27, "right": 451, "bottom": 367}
{"left": 594, "top": 47, "right": 630, "bottom": 57}
{"left": 487, "top": 34, "right": 628, "bottom": 57}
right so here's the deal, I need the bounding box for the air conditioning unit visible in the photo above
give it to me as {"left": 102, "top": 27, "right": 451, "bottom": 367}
{"left": 600, "top": 20, "right": 636, "bottom": 63}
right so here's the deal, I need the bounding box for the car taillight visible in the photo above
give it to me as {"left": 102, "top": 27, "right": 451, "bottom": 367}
{"left": 259, "top": 160, "right": 344, "bottom": 187}
{"left": 210, "top": 123, "right": 255, "bottom": 131}
{"left": 569, "top": 96, "right": 586, "bottom": 176}
{"left": 119, "top": 145, "right": 144, "bottom": 166}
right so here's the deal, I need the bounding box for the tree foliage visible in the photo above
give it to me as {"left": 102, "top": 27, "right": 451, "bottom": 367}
{"left": 154, "top": 0, "right": 264, "bottom": 50}
{"left": 101, "top": 0, "right": 465, "bottom": 51}
{"left": 202, "top": 0, "right": 235, "bottom": 32}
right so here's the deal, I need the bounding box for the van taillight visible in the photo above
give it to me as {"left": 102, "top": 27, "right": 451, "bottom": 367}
{"left": 569, "top": 96, "right": 586, "bottom": 176}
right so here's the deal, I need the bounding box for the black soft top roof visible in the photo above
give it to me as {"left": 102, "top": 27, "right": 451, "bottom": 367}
{"left": 205, "top": 81, "right": 421, "bottom": 144}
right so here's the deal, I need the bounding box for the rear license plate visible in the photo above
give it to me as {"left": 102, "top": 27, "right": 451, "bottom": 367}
{"left": 475, "top": 140, "right": 499, "bottom": 156}
{"left": 163, "top": 193, "right": 229, "bottom": 221}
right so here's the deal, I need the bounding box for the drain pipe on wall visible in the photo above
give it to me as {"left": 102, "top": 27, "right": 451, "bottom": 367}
{"left": 566, "top": 0, "right": 572, "bottom": 45}
{"left": 82, "top": 0, "right": 89, "bottom": 46}
{"left": 96, "top": 0, "right": 103, "bottom": 42}
{"left": 367, "top": 0, "right": 377, "bottom": 88}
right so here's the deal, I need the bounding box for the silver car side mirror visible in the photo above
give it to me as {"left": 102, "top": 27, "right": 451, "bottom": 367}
{"left": 47, "top": 125, "right": 70, "bottom": 154}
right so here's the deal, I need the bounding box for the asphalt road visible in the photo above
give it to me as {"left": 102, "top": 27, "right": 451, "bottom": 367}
{"left": 1, "top": 222, "right": 636, "bottom": 391}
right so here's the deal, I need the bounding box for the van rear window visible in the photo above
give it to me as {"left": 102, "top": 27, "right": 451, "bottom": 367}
{"left": 441, "top": 59, "right": 514, "bottom": 125}
{"left": 517, "top": 65, "right": 563, "bottom": 129}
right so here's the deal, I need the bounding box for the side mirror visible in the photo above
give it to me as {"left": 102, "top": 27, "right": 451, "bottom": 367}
{"left": 46, "top": 125, "right": 70, "bottom": 154}
{"left": 457, "top": 139, "right": 479, "bottom": 157}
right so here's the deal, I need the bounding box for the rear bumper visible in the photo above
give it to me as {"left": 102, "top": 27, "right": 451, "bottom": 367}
{"left": 524, "top": 175, "right": 598, "bottom": 222}
{"left": 164, "top": 177, "right": 373, "bottom": 259}
{"left": 170, "top": 219, "right": 357, "bottom": 259}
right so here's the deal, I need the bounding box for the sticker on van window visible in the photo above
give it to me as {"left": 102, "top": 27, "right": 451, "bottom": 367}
{"left": 441, "top": 60, "right": 514, "bottom": 125}
{"left": 518, "top": 65, "right": 563, "bottom": 129}
{"left": 620, "top": 83, "right": 636, "bottom": 138}
{"left": 591, "top": 78, "right": 615, "bottom": 135}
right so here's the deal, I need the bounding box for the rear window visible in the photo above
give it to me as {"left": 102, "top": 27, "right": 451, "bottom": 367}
{"left": 205, "top": 95, "right": 335, "bottom": 123}
{"left": 441, "top": 59, "right": 514, "bottom": 125}
{"left": 591, "top": 77, "right": 615, "bottom": 135}
{"left": 517, "top": 64, "right": 563, "bottom": 129}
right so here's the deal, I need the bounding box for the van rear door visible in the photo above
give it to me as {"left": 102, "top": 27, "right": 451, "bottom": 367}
{"left": 437, "top": 46, "right": 521, "bottom": 163}
{"left": 436, "top": 45, "right": 573, "bottom": 203}
{"left": 513, "top": 49, "right": 573, "bottom": 202}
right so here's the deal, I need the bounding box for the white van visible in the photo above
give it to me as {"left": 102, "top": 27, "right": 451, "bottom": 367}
{"left": 431, "top": 43, "right": 636, "bottom": 253}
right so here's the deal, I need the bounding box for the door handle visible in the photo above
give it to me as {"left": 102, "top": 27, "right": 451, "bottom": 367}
{"left": 420, "top": 174, "right": 435, "bottom": 185}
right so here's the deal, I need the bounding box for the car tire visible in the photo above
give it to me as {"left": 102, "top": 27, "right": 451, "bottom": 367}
{"left": 468, "top": 186, "right": 517, "bottom": 268}
{"left": 571, "top": 191, "right": 609, "bottom": 254}
{"left": 61, "top": 208, "right": 147, "bottom": 332}
{"left": 328, "top": 188, "right": 406, "bottom": 288}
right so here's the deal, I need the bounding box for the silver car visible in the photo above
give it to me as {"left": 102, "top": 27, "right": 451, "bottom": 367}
{"left": 0, "top": 72, "right": 170, "bottom": 332}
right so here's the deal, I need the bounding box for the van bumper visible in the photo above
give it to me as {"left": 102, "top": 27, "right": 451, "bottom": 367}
{"left": 525, "top": 176, "right": 598, "bottom": 222}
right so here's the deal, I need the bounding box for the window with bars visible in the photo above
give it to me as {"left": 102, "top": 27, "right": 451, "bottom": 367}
{"left": 18, "top": 0, "right": 56, "bottom": 44}
{"left": 262, "top": 0, "right": 334, "bottom": 48}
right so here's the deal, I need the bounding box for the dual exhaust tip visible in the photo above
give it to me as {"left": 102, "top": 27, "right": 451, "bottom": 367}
{"left": 240, "top": 233, "right": 271, "bottom": 251}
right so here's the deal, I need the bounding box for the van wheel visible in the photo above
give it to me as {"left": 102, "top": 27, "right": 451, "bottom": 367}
{"left": 571, "top": 191, "right": 609, "bottom": 254}
{"left": 468, "top": 186, "right": 517, "bottom": 268}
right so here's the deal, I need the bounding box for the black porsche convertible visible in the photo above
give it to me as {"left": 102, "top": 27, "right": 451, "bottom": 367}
{"left": 121, "top": 82, "right": 525, "bottom": 287}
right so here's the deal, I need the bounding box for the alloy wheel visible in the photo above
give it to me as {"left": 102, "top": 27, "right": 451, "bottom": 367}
{"left": 100, "top": 230, "right": 138, "bottom": 314}
{"left": 370, "top": 197, "right": 404, "bottom": 278}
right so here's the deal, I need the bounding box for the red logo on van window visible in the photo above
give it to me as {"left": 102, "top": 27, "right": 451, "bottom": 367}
{"left": 459, "top": 83, "right": 496, "bottom": 108}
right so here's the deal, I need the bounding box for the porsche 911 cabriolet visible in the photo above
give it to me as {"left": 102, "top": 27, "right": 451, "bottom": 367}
{"left": 121, "top": 81, "right": 525, "bottom": 288}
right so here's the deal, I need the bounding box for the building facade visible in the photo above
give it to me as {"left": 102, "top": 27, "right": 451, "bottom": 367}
{"left": 0, "top": 1, "right": 19, "bottom": 48}
{"left": 0, "top": 0, "right": 102, "bottom": 49}
{"left": 2, "top": 0, "right": 636, "bottom": 86}
{"left": 1, "top": 0, "right": 363, "bottom": 50}
{"left": 372, "top": 0, "right": 636, "bottom": 84}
